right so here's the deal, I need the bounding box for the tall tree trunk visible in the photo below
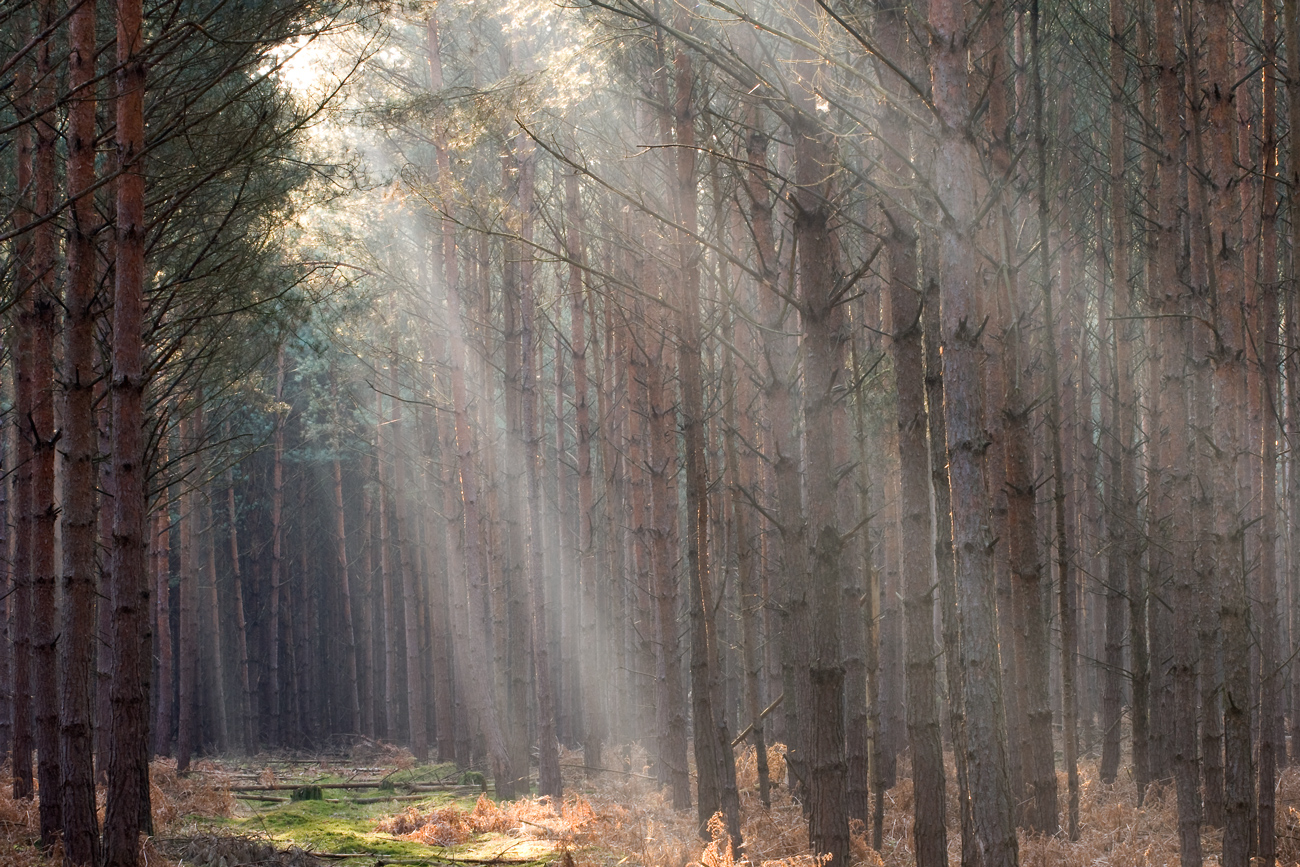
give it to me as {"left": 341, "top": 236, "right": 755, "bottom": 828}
{"left": 0, "top": 420, "right": 8, "bottom": 766}
{"left": 602, "top": 298, "right": 634, "bottom": 752}
{"left": 929, "top": 0, "right": 1019, "bottom": 859}
{"left": 886, "top": 215, "right": 948, "bottom": 866}
{"left": 198, "top": 410, "right": 229, "bottom": 755}
{"left": 565, "top": 170, "right": 606, "bottom": 774}
{"left": 668, "top": 32, "right": 740, "bottom": 847}
{"left": 1256, "top": 203, "right": 1281, "bottom": 867}
{"left": 1100, "top": 0, "right": 1146, "bottom": 798}
{"left": 985, "top": 0, "right": 1058, "bottom": 830}
{"left": 790, "top": 5, "right": 848, "bottom": 863}
{"left": 269, "top": 348, "right": 286, "bottom": 746}
{"left": 227, "top": 464, "right": 255, "bottom": 752}
{"left": 517, "top": 147, "right": 561, "bottom": 797}
{"left": 1154, "top": 0, "right": 1203, "bottom": 859}
{"left": 375, "top": 385, "right": 402, "bottom": 744}
{"left": 1098, "top": 221, "right": 1125, "bottom": 770}
{"left": 328, "top": 375, "right": 361, "bottom": 738}
{"left": 418, "top": 402, "right": 457, "bottom": 761}
{"left": 9, "top": 2, "right": 35, "bottom": 804}
{"left": 59, "top": 0, "right": 102, "bottom": 857}
{"left": 359, "top": 471, "right": 378, "bottom": 739}
{"left": 874, "top": 8, "right": 947, "bottom": 845}
{"left": 389, "top": 344, "right": 429, "bottom": 761}
{"left": 499, "top": 148, "right": 532, "bottom": 799}
{"left": 724, "top": 301, "right": 770, "bottom": 810}
{"left": 177, "top": 417, "right": 199, "bottom": 772}
{"left": 31, "top": 0, "right": 62, "bottom": 844}
{"left": 741, "top": 83, "right": 807, "bottom": 802}
{"left": 1200, "top": 0, "right": 1252, "bottom": 858}
{"left": 1031, "top": 0, "right": 1078, "bottom": 837}
{"left": 1121, "top": 256, "right": 1151, "bottom": 801}
{"left": 552, "top": 322, "right": 575, "bottom": 753}
{"left": 916, "top": 120, "right": 975, "bottom": 867}
{"left": 104, "top": 0, "right": 152, "bottom": 857}
{"left": 1255, "top": 0, "right": 1282, "bottom": 860}
{"left": 96, "top": 371, "right": 115, "bottom": 780}
{"left": 1289, "top": 3, "right": 1300, "bottom": 759}
{"left": 0, "top": 409, "right": 10, "bottom": 764}
{"left": 153, "top": 467, "right": 172, "bottom": 759}
{"left": 647, "top": 306, "right": 691, "bottom": 808}
{"left": 292, "top": 477, "right": 312, "bottom": 743}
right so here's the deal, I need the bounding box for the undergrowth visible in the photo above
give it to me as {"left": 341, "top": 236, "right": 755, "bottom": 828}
{"left": 0, "top": 743, "right": 1293, "bottom": 866}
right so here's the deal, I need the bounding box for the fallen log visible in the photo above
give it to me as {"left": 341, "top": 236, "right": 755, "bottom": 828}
{"left": 231, "top": 782, "right": 471, "bottom": 793}
{"left": 730, "top": 693, "right": 784, "bottom": 747}
{"left": 234, "top": 794, "right": 290, "bottom": 803}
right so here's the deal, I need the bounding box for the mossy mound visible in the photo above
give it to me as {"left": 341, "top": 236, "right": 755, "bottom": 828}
{"left": 227, "top": 793, "right": 449, "bottom": 859}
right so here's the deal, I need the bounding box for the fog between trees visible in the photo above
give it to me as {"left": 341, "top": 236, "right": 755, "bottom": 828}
{"left": 1, "top": 0, "right": 1296, "bottom": 866}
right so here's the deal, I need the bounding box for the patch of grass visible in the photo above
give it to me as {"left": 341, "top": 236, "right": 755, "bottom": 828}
{"left": 227, "top": 792, "right": 470, "bottom": 859}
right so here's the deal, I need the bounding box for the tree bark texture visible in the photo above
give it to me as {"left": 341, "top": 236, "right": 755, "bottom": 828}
{"left": 59, "top": 0, "right": 102, "bottom": 858}
{"left": 929, "top": 0, "right": 1019, "bottom": 859}
{"left": 104, "top": 0, "right": 152, "bottom": 859}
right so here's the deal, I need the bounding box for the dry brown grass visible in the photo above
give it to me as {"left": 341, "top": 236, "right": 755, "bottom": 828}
{"left": 362, "top": 747, "right": 1300, "bottom": 867}
{"left": 366, "top": 745, "right": 870, "bottom": 867}
{"left": 378, "top": 793, "right": 551, "bottom": 846}
{"left": 0, "top": 757, "right": 236, "bottom": 867}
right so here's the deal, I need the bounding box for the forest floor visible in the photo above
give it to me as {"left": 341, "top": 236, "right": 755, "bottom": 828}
{"left": 2, "top": 742, "right": 1300, "bottom": 866}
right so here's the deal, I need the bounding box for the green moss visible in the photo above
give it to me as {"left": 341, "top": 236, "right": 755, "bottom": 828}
{"left": 204, "top": 761, "right": 510, "bottom": 862}
{"left": 225, "top": 790, "right": 468, "bottom": 859}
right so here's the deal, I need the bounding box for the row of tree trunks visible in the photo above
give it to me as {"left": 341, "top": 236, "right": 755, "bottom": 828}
{"left": 16, "top": 6, "right": 1300, "bottom": 867}
{"left": 426, "top": 13, "right": 513, "bottom": 786}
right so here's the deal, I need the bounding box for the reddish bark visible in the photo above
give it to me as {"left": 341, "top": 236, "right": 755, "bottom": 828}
{"left": 154, "top": 474, "right": 172, "bottom": 759}
{"left": 176, "top": 417, "right": 199, "bottom": 773}
{"left": 59, "top": 0, "right": 101, "bottom": 859}
{"left": 30, "top": 0, "right": 62, "bottom": 845}
{"left": 1255, "top": 0, "right": 1282, "bottom": 862}
{"left": 8, "top": 1, "right": 36, "bottom": 806}
{"left": 104, "top": 0, "right": 152, "bottom": 859}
